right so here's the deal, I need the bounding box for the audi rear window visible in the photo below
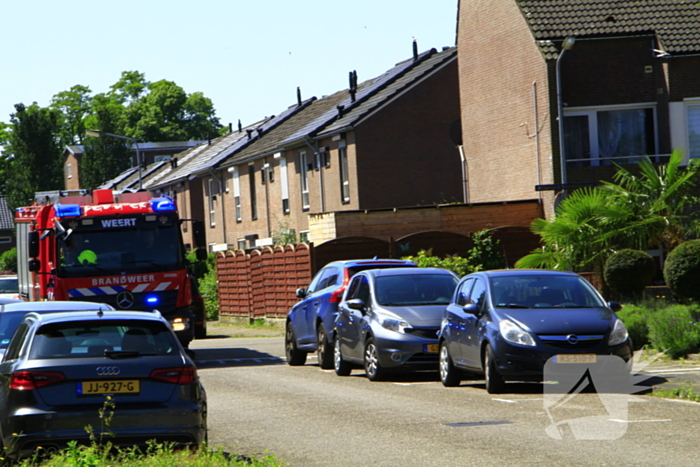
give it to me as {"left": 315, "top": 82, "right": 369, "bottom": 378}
{"left": 29, "top": 320, "right": 179, "bottom": 360}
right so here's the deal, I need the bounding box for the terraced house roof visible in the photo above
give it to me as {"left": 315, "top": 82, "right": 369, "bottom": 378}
{"left": 517, "top": 0, "right": 700, "bottom": 58}
{"left": 0, "top": 197, "right": 13, "bottom": 230}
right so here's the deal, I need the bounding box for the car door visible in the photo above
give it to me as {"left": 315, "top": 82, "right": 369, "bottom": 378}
{"left": 339, "top": 275, "right": 370, "bottom": 362}
{"left": 461, "top": 277, "right": 488, "bottom": 369}
{"left": 312, "top": 266, "right": 341, "bottom": 335}
{"left": 290, "top": 268, "right": 326, "bottom": 345}
{"left": 444, "top": 278, "right": 474, "bottom": 364}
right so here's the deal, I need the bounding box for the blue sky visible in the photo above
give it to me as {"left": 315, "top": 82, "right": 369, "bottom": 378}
{"left": 2, "top": 0, "right": 457, "bottom": 131}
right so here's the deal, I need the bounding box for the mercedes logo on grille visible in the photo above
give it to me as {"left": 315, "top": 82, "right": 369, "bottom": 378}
{"left": 566, "top": 334, "right": 579, "bottom": 344}
{"left": 96, "top": 366, "right": 120, "bottom": 376}
{"left": 116, "top": 291, "right": 135, "bottom": 309}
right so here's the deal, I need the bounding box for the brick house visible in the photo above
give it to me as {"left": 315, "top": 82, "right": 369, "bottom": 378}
{"left": 0, "top": 196, "right": 15, "bottom": 256}
{"left": 190, "top": 46, "right": 463, "bottom": 251}
{"left": 457, "top": 0, "right": 700, "bottom": 218}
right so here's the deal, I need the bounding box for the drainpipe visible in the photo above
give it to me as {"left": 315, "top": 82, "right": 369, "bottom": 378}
{"left": 533, "top": 82, "right": 542, "bottom": 203}
{"left": 208, "top": 168, "right": 227, "bottom": 247}
{"left": 457, "top": 145, "right": 468, "bottom": 204}
{"left": 304, "top": 137, "right": 325, "bottom": 213}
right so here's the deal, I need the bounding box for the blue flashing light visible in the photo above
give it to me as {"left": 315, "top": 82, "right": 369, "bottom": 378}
{"left": 54, "top": 204, "right": 82, "bottom": 218}
{"left": 145, "top": 295, "right": 160, "bottom": 305}
{"left": 150, "top": 197, "right": 176, "bottom": 212}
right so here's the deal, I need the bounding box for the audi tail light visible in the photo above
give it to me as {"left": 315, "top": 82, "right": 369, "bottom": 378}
{"left": 10, "top": 371, "right": 66, "bottom": 391}
{"left": 329, "top": 269, "right": 351, "bottom": 303}
{"left": 150, "top": 366, "right": 197, "bottom": 384}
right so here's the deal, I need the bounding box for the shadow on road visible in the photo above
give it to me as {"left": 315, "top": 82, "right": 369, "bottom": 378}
{"left": 193, "top": 347, "right": 286, "bottom": 369}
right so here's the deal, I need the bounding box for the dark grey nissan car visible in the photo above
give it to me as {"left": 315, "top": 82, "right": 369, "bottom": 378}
{"left": 0, "top": 310, "right": 207, "bottom": 459}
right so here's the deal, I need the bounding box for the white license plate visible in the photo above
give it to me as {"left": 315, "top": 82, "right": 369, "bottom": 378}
{"left": 555, "top": 354, "right": 596, "bottom": 364}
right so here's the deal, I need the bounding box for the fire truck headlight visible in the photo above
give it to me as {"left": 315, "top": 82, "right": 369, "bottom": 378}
{"left": 171, "top": 317, "right": 188, "bottom": 331}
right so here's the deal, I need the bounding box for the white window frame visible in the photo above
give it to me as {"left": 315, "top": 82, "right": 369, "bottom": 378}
{"left": 564, "top": 103, "right": 658, "bottom": 166}
{"left": 300, "top": 150, "right": 309, "bottom": 210}
{"left": 338, "top": 141, "right": 350, "bottom": 203}
{"left": 208, "top": 178, "right": 216, "bottom": 227}
{"left": 66, "top": 163, "right": 72, "bottom": 179}
{"left": 232, "top": 167, "right": 242, "bottom": 222}
{"left": 278, "top": 154, "right": 290, "bottom": 214}
{"left": 685, "top": 99, "right": 700, "bottom": 160}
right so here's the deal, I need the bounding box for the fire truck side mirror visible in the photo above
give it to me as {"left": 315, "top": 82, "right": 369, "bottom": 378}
{"left": 192, "top": 220, "right": 206, "bottom": 248}
{"left": 28, "top": 259, "right": 41, "bottom": 272}
{"left": 28, "top": 231, "right": 40, "bottom": 258}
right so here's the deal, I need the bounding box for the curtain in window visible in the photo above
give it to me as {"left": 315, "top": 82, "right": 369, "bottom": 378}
{"left": 598, "top": 109, "right": 648, "bottom": 165}
{"left": 687, "top": 105, "right": 700, "bottom": 159}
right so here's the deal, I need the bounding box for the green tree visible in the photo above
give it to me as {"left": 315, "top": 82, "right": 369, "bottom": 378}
{"left": 50, "top": 84, "right": 92, "bottom": 146}
{"left": 80, "top": 94, "right": 131, "bottom": 189}
{"left": 123, "top": 79, "right": 221, "bottom": 142}
{"left": 5, "top": 103, "right": 63, "bottom": 209}
{"left": 109, "top": 70, "right": 148, "bottom": 105}
{"left": 0, "top": 122, "right": 11, "bottom": 194}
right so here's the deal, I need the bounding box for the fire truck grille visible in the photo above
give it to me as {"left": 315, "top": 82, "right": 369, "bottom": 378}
{"left": 71, "top": 289, "right": 179, "bottom": 312}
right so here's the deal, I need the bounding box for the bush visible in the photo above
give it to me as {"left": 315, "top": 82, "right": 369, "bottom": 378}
{"left": 0, "top": 247, "right": 17, "bottom": 273}
{"left": 199, "top": 268, "right": 219, "bottom": 321}
{"left": 402, "top": 250, "right": 477, "bottom": 277}
{"left": 468, "top": 229, "right": 506, "bottom": 270}
{"left": 604, "top": 249, "right": 655, "bottom": 303}
{"left": 664, "top": 240, "right": 700, "bottom": 302}
{"left": 646, "top": 304, "right": 700, "bottom": 359}
{"left": 615, "top": 305, "right": 651, "bottom": 350}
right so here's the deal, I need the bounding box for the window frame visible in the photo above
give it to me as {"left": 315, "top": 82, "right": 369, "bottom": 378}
{"left": 563, "top": 103, "right": 658, "bottom": 166}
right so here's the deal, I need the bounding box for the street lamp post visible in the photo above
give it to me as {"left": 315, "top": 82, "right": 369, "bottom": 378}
{"left": 85, "top": 129, "right": 142, "bottom": 190}
{"left": 556, "top": 36, "right": 576, "bottom": 191}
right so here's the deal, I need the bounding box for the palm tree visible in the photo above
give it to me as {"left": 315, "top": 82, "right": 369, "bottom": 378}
{"left": 599, "top": 149, "right": 700, "bottom": 255}
{"left": 516, "top": 150, "right": 700, "bottom": 291}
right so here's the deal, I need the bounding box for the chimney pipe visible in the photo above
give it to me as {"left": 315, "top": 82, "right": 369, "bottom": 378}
{"left": 228, "top": 122, "right": 233, "bottom": 133}
{"left": 413, "top": 38, "right": 418, "bottom": 60}
{"left": 238, "top": 120, "right": 242, "bottom": 132}
{"left": 297, "top": 87, "right": 302, "bottom": 106}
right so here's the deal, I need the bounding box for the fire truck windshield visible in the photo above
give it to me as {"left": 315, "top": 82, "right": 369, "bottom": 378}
{"left": 57, "top": 226, "right": 183, "bottom": 277}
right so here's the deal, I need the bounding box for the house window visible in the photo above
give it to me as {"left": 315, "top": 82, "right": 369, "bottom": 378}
{"left": 66, "top": 163, "right": 72, "bottom": 179}
{"left": 232, "top": 167, "right": 241, "bottom": 222}
{"left": 249, "top": 164, "right": 257, "bottom": 220}
{"left": 154, "top": 155, "right": 171, "bottom": 162}
{"left": 299, "top": 230, "right": 309, "bottom": 243}
{"left": 687, "top": 104, "right": 700, "bottom": 159}
{"left": 339, "top": 145, "right": 350, "bottom": 204}
{"left": 208, "top": 178, "right": 216, "bottom": 227}
{"left": 279, "top": 155, "right": 290, "bottom": 214}
{"left": 237, "top": 239, "right": 246, "bottom": 250}
{"left": 0, "top": 237, "right": 11, "bottom": 244}
{"left": 564, "top": 105, "right": 656, "bottom": 166}
{"left": 300, "top": 151, "right": 309, "bottom": 210}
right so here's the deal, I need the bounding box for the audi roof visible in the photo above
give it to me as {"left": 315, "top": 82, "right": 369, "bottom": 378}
{"left": 0, "top": 301, "right": 115, "bottom": 313}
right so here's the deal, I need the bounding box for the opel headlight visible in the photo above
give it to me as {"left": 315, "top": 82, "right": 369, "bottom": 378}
{"left": 379, "top": 317, "right": 411, "bottom": 334}
{"left": 499, "top": 319, "right": 536, "bottom": 346}
{"left": 608, "top": 319, "right": 629, "bottom": 346}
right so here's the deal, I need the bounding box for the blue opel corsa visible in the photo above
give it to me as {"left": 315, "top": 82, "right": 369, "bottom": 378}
{"left": 438, "top": 270, "right": 632, "bottom": 393}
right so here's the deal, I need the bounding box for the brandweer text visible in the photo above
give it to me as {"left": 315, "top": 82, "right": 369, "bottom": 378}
{"left": 91, "top": 275, "right": 155, "bottom": 286}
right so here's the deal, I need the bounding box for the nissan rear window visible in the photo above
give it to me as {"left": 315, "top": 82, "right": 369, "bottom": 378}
{"left": 29, "top": 320, "right": 179, "bottom": 359}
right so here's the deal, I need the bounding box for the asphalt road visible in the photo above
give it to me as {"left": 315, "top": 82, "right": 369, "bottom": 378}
{"left": 190, "top": 335, "right": 700, "bottom": 467}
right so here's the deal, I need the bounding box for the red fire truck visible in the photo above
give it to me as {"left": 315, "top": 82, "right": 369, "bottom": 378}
{"left": 15, "top": 189, "right": 207, "bottom": 347}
